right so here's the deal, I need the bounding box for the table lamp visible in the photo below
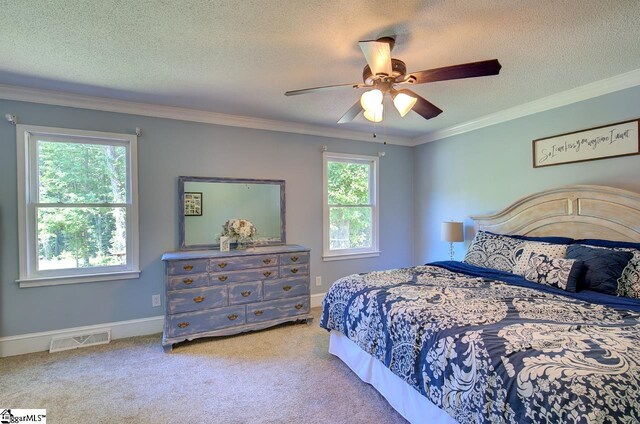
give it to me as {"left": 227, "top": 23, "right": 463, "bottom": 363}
{"left": 441, "top": 221, "right": 464, "bottom": 260}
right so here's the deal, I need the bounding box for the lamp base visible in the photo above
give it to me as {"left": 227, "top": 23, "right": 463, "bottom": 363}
{"left": 449, "top": 242, "right": 455, "bottom": 261}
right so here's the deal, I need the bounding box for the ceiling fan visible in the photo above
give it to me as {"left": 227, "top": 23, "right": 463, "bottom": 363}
{"left": 285, "top": 37, "right": 501, "bottom": 124}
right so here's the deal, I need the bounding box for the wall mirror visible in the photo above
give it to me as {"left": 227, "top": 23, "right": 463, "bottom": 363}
{"left": 178, "top": 176, "right": 286, "bottom": 250}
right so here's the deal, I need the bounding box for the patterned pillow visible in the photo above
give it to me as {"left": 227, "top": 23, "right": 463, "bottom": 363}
{"left": 523, "top": 254, "right": 583, "bottom": 292}
{"left": 614, "top": 249, "right": 640, "bottom": 298}
{"left": 512, "top": 241, "right": 568, "bottom": 275}
{"left": 575, "top": 244, "right": 640, "bottom": 298}
{"left": 464, "top": 231, "right": 525, "bottom": 272}
{"left": 565, "top": 245, "right": 633, "bottom": 294}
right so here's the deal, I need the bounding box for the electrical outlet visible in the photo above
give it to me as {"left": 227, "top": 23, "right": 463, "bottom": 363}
{"left": 152, "top": 294, "right": 161, "bottom": 307}
{"left": 315, "top": 276, "right": 322, "bottom": 286}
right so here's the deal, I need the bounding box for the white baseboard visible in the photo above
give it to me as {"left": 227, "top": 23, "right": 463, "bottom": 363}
{"left": 2, "top": 293, "right": 328, "bottom": 357}
{"left": 0, "top": 315, "right": 164, "bottom": 358}
{"left": 311, "top": 292, "right": 326, "bottom": 308}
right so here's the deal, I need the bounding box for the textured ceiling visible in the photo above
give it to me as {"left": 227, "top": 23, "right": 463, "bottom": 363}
{"left": 1, "top": 0, "right": 639, "bottom": 139}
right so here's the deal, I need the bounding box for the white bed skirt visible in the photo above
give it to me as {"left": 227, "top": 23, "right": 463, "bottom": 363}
{"left": 329, "top": 330, "right": 458, "bottom": 424}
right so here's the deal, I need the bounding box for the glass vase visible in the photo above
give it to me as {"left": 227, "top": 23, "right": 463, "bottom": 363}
{"left": 236, "top": 238, "right": 248, "bottom": 250}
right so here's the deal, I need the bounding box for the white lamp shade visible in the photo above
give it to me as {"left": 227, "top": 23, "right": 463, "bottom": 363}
{"left": 393, "top": 92, "right": 418, "bottom": 117}
{"left": 441, "top": 222, "right": 464, "bottom": 242}
{"left": 363, "top": 103, "right": 383, "bottom": 122}
{"left": 360, "top": 89, "right": 383, "bottom": 111}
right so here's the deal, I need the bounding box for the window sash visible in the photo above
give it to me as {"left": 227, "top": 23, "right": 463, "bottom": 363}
{"left": 32, "top": 137, "right": 132, "bottom": 205}
{"left": 17, "top": 124, "right": 139, "bottom": 286}
{"left": 323, "top": 152, "right": 379, "bottom": 259}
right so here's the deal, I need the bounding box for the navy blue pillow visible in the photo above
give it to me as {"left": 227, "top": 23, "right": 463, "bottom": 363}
{"left": 486, "top": 231, "right": 574, "bottom": 245}
{"left": 565, "top": 245, "right": 633, "bottom": 294}
{"left": 573, "top": 238, "right": 640, "bottom": 250}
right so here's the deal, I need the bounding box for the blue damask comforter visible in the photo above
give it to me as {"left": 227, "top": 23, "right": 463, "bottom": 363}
{"left": 320, "top": 262, "right": 640, "bottom": 424}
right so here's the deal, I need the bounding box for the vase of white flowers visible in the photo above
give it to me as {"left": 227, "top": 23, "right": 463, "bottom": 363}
{"left": 221, "top": 219, "right": 257, "bottom": 250}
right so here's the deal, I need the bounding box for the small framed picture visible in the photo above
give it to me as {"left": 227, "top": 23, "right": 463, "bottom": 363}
{"left": 184, "top": 192, "right": 203, "bottom": 216}
{"left": 220, "top": 236, "right": 230, "bottom": 252}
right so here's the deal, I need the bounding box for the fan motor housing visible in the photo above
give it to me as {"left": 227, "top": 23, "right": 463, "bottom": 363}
{"left": 362, "top": 59, "right": 406, "bottom": 85}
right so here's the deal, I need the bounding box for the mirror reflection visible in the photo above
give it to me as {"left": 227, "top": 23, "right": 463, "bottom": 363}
{"left": 179, "top": 177, "right": 285, "bottom": 249}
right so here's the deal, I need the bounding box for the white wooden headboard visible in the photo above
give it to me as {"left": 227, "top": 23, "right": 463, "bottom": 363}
{"left": 470, "top": 185, "right": 640, "bottom": 243}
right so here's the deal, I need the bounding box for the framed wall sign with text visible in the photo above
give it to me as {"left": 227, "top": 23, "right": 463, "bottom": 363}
{"left": 533, "top": 119, "right": 639, "bottom": 168}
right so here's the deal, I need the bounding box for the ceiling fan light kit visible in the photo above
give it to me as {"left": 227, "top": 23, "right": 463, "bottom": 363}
{"left": 363, "top": 104, "right": 383, "bottom": 123}
{"left": 285, "top": 37, "right": 502, "bottom": 125}
{"left": 391, "top": 90, "right": 418, "bottom": 117}
{"left": 360, "top": 89, "right": 383, "bottom": 111}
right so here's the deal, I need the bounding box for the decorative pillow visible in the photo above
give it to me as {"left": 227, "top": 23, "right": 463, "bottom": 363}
{"left": 522, "top": 254, "right": 583, "bottom": 292}
{"left": 572, "top": 241, "right": 640, "bottom": 298}
{"left": 616, "top": 249, "right": 640, "bottom": 298}
{"left": 565, "top": 245, "right": 634, "bottom": 294}
{"left": 464, "top": 231, "right": 525, "bottom": 272}
{"left": 512, "top": 241, "right": 568, "bottom": 275}
{"left": 507, "top": 233, "right": 574, "bottom": 245}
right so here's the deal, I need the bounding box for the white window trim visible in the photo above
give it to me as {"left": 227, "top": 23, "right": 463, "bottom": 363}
{"left": 322, "top": 152, "right": 380, "bottom": 261}
{"left": 16, "top": 124, "right": 140, "bottom": 288}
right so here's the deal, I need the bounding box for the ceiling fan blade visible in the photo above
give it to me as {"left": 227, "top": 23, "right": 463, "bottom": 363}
{"left": 285, "top": 83, "right": 363, "bottom": 96}
{"left": 337, "top": 100, "right": 364, "bottom": 124}
{"left": 407, "top": 59, "right": 502, "bottom": 84}
{"left": 404, "top": 90, "right": 443, "bottom": 120}
{"left": 359, "top": 40, "right": 392, "bottom": 76}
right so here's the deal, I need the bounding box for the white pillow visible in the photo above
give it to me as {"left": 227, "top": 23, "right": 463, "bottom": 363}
{"left": 512, "top": 241, "right": 568, "bottom": 275}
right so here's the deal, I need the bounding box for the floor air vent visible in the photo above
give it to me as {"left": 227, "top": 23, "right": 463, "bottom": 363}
{"left": 49, "top": 329, "right": 111, "bottom": 353}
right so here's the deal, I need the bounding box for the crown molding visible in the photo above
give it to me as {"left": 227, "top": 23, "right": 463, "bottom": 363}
{"left": 412, "top": 68, "right": 640, "bottom": 145}
{"left": 0, "top": 83, "right": 414, "bottom": 146}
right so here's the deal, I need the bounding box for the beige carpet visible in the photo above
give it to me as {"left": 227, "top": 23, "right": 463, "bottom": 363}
{"left": 0, "top": 308, "right": 408, "bottom": 423}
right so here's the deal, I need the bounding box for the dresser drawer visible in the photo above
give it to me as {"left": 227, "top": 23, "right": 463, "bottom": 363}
{"left": 280, "top": 252, "right": 309, "bottom": 265}
{"left": 168, "top": 306, "right": 246, "bottom": 338}
{"left": 263, "top": 277, "right": 309, "bottom": 300}
{"left": 210, "top": 267, "right": 279, "bottom": 284}
{"left": 280, "top": 263, "right": 309, "bottom": 277}
{"left": 167, "top": 259, "right": 209, "bottom": 276}
{"left": 228, "top": 281, "right": 262, "bottom": 305}
{"left": 168, "top": 273, "right": 210, "bottom": 291}
{"left": 210, "top": 254, "right": 279, "bottom": 272}
{"left": 168, "top": 286, "right": 228, "bottom": 314}
{"left": 246, "top": 296, "right": 309, "bottom": 324}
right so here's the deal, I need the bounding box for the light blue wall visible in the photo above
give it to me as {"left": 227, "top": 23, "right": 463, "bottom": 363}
{"left": 0, "top": 99, "right": 414, "bottom": 337}
{"left": 413, "top": 85, "right": 640, "bottom": 264}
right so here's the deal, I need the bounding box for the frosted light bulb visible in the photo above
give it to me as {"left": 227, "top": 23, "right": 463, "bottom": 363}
{"left": 360, "top": 89, "right": 383, "bottom": 111}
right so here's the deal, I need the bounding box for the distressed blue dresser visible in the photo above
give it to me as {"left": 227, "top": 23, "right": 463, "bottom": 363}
{"left": 161, "top": 245, "right": 312, "bottom": 351}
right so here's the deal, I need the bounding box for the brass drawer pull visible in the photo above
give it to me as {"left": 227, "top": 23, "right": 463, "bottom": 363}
{"left": 294, "top": 304, "right": 303, "bottom": 310}
{"left": 193, "top": 296, "right": 205, "bottom": 303}
{"left": 263, "top": 259, "right": 272, "bottom": 264}
{"left": 183, "top": 264, "right": 193, "bottom": 271}
{"left": 218, "top": 275, "right": 228, "bottom": 282}
{"left": 282, "top": 285, "right": 292, "bottom": 291}
{"left": 254, "top": 310, "right": 264, "bottom": 316}
{"left": 290, "top": 268, "right": 299, "bottom": 274}
{"left": 241, "top": 290, "right": 251, "bottom": 297}
{"left": 177, "top": 322, "right": 189, "bottom": 329}
{"left": 263, "top": 271, "right": 272, "bottom": 277}
{"left": 183, "top": 278, "right": 193, "bottom": 285}
{"left": 217, "top": 262, "right": 227, "bottom": 269}
{"left": 290, "top": 256, "right": 299, "bottom": 262}
{"left": 228, "top": 314, "right": 238, "bottom": 321}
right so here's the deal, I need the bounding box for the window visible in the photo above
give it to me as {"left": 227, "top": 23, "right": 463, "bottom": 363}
{"left": 323, "top": 152, "right": 379, "bottom": 260}
{"left": 16, "top": 125, "right": 139, "bottom": 287}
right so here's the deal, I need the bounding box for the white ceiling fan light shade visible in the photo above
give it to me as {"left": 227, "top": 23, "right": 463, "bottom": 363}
{"left": 360, "top": 89, "right": 384, "bottom": 111}
{"left": 359, "top": 40, "right": 392, "bottom": 76}
{"left": 392, "top": 92, "right": 418, "bottom": 117}
{"left": 363, "top": 103, "right": 383, "bottom": 122}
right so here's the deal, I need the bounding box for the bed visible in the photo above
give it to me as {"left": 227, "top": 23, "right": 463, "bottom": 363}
{"left": 320, "top": 185, "right": 640, "bottom": 424}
